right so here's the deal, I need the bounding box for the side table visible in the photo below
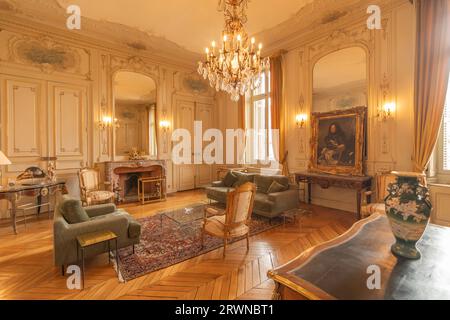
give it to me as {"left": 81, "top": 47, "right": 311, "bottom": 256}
{"left": 76, "top": 230, "right": 118, "bottom": 289}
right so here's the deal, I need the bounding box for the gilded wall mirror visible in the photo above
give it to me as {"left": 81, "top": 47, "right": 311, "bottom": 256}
{"left": 310, "top": 47, "right": 368, "bottom": 176}
{"left": 113, "top": 71, "right": 158, "bottom": 159}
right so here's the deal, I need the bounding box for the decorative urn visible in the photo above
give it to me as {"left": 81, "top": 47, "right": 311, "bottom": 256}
{"left": 385, "top": 171, "right": 432, "bottom": 260}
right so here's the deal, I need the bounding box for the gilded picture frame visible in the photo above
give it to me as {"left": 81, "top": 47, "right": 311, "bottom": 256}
{"left": 309, "top": 106, "right": 366, "bottom": 176}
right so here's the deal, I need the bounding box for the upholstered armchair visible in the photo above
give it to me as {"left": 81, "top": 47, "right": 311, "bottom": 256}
{"left": 78, "top": 168, "right": 115, "bottom": 206}
{"left": 53, "top": 195, "right": 141, "bottom": 272}
{"left": 361, "top": 172, "right": 427, "bottom": 218}
{"left": 201, "top": 182, "right": 257, "bottom": 257}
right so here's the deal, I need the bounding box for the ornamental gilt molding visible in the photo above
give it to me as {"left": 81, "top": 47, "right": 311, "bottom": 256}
{"left": 8, "top": 35, "right": 82, "bottom": 74}
{"left": 309, "top": 25, "right": 373, "bottom": 59}
{"left": 110, "top": 55, "right": 160, "bottom": 83}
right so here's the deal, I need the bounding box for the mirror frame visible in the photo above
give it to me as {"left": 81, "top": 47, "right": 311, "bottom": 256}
{"left": 111, "top": 69, "right": 159, "bottom": 161}
{"left": 306, "top": 43, "right": 372, "bottom": 173}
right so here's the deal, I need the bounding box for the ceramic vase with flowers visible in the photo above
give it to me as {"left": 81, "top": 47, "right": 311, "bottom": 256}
{"left": 385, "top": 171, "right": 432, "bottom": 260}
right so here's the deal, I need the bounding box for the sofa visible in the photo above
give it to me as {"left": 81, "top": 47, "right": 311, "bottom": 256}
{"left": 205, "top": 171, "right": 299, "bottom": 219}
{"left": 53, "top": 195, "right": 141, "bottom": 269}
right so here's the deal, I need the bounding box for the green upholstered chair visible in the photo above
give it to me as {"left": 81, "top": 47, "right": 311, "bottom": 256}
{"left": 53, "top": 195, "right": 141, "bottom": 274}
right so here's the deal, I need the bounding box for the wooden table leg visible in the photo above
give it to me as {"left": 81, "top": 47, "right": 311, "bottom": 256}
{"left": 307, "top": 182, "right": 312, "bottom": 204}
{"left": 10, "top": 194, "right": 17, "bottom": 235}
{"left": 356, "top": 190, "right": 362, "bottom": 220}
{"left": 81, "top": 247, "right": 85, "bottom": 289}
{"left": 37, "top": 194, "right": 42, "bottom": 215}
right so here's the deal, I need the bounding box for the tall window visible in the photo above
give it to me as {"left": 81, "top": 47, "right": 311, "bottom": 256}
{"left": 441, "top": 77, "right": 450, "bottom": 169}
{"left": 244, "top": 71, "right": 275, "bottom": 163}
{"left": 436, "top": 74, "right": 450, "bottom": 178}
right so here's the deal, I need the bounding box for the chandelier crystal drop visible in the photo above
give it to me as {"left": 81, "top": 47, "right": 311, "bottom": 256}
{"left": 197, "top": 0, "right": 270, "bottom": 102}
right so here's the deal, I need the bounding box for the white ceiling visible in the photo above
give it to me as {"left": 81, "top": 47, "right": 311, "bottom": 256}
{"left": 114, "top": 71, "right": 156, "bottom": 103}
{"left": 56, "top": 0, "right": 313, "bottom": 53}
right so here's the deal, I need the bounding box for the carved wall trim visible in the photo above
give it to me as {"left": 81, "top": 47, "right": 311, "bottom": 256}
{"left": 110, "top": 55, "right": 160, "bottom": 84}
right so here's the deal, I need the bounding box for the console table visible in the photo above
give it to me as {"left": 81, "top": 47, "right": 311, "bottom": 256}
{"left": 295, "top": 171, "right": 372, "bottom": 219}
{"left": 268, "top": 213, "right": 450, "bottom": 300}
{"left": 0, "top": 181, "right": 67, "bottom": 234}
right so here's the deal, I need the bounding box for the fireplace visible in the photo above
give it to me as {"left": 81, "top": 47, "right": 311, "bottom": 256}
{"left": 103, "top": 160, "right": 166, "bottom": 204}
{"left": 123, "top": 173, "right": 140, "bottom": 202}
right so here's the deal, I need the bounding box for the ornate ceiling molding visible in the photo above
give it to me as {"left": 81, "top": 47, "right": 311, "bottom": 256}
{"left": 0, "top": 0, "right": 200, "bottom": 70}
{"left": 110, "top": 56, "right": 160, "bottom": 83}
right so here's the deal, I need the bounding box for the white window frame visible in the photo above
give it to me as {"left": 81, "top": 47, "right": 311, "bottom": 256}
{"left": 244, "top": 71, "right": 275, "bottom": 164}
{"left": 432, "top": 73, "right": 450, "bottom": 183}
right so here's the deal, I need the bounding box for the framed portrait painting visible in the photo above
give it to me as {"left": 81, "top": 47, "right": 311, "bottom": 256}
{"left": 309, "top": 106, "right": 366, "bottom": 176}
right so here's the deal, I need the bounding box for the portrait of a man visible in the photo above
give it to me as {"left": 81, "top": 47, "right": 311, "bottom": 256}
{"left": 310, "top": 107, "right": 366, "bottom": 176}
{"left": 318, "top": 120, "right": 356, "bottom": 166}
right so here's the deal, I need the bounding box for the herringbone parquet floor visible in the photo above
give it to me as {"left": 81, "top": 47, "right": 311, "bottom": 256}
{"left": 0, "top": 190, "right": 356, "bottom": 300}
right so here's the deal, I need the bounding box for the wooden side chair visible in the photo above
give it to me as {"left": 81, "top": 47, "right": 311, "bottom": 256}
{"left": 78, "top": 168, "right": 115, "bottom": 206}
{"left": 201, "top": 182, "right": 257, "bottom": 257}
{"left": 361, "top": 172, "right": 427, "bottom": 218}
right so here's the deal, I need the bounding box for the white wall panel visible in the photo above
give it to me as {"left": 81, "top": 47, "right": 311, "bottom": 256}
{"left": 6, "top": 80, "right": 41, "bottom": 157}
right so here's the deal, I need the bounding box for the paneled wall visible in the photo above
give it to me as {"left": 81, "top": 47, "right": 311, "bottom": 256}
{"left": 213, "top": 2, "right": 419, "bottom": 214}
{"left": 277, "top": 0, "right": 417, "bottom": 213}
{"left": 0, "top": 15, "right": 215, "bottom": 218}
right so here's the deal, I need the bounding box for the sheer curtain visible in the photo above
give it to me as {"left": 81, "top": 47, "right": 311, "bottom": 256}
{"left": 270, "top": 55, "right": 287, "bottom": 175}
{"left": 413, "top": 0, "right": 450, "bottom": 173}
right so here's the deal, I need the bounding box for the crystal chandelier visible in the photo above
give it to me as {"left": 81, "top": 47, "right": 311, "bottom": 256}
{"left": 198, "top": 0, "right": 270, "bottom": 102}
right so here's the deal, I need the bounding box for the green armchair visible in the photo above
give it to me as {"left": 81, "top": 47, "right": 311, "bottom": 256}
{"left": 53, "top": 196, "right": 141, "bottom": 272}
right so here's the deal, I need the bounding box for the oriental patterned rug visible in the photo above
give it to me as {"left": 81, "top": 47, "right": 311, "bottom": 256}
{"left": 115, "top": 203, "right": 284, "bottom": 282}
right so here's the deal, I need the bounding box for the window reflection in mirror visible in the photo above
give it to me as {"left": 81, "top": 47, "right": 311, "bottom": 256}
{"left": 313, "top": 47, "right": 367, "bottom": 112}
{"left": 113, "top": 71, "right": 157, "bottom": 158}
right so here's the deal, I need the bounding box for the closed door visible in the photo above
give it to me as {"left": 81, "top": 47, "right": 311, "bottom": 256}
{"left": 176, "top": 100, "right": 196, "bottom": 191}
{"left": 195, "top": 103, "right": 213, "bottom": 187}
{"left": 175, "top": 100, "right": 214, "bottom": 191}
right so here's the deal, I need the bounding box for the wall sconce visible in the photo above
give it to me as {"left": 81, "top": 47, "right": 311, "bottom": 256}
{"left": 378, "top": 102, "right": 396, "bottom": 121}
{"left": 98, "top": 116, "right": 119, "bottom": 130}
{"left": 295, "top": 114, "right": 308, "bottom": 128}
{"left": 160, "top": 120, "right": 170, "bottom": 131}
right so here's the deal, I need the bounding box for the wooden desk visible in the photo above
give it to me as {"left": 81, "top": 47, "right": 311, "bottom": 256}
{"left": 268, "top": 213, "right": 450, "bottom": 300}
{"left": 295, "top": 171, "right": 372, "bottom": 219}
{"left": 0, "top": 181, "right": 67, "bottom": 234}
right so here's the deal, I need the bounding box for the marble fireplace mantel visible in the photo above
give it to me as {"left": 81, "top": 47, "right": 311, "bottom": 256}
{"left": 104, "top": 160, "right": 166, "bottom": 203}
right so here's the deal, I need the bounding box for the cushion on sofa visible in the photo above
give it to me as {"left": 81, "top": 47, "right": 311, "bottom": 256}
{"left": 255, "top": 175, "right": 290, "bottom": 194}
{"left": 267, "top": 180, "right": 288, "bottom": 194}
{"left": 232, "top": 172, "right": 256, "bottom": 187}
{"left": 222, "top": 171, "right": 238, "bottom": 187}
{"left": 60, "top": 198, "right": 90, "bottom": 224}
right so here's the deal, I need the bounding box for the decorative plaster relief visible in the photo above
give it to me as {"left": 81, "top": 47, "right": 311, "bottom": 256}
{"left": 110, "top": 55, "right": 160, "bottom": 81}
{"left": 309, "top": 26, "right": 372, "bottom": 57}
{"left": 183, "top": 75, "right": 209, "bottom": 94}
{"left": 8, "top": 35, "right": 81, "bottom": 74}
{"left": 0, "top": 0, "right": 15, "bottom": 12}
{"left": 173, "top": 71, "right": 214, "bottom": 97}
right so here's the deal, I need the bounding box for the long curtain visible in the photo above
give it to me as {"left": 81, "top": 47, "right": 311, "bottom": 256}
{"left": 238, "top": 96, "right": 246, "bottom": 164}
{"left": 270, "top": 56, "right": 287, "bottom": 174}
{"left": 413, "top": 0, "right": 450, "bottom": 173}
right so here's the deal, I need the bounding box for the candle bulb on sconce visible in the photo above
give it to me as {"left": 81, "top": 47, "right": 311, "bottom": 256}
{"left": 159, "top": 119, "right": 170, "bottom": 154}
{"left": 378, "top": 102, "right": 396, "bottom": 121}
{"left": 98, "top": 116, "right": 120, "bottom": 130}
{"left": 296, "top": 113, "right": 308, "bottom": 128}
{"left": 159, "top": 120, "right": 170, "bottom": 131}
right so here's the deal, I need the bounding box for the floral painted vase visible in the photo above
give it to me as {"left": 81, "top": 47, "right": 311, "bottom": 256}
{"left": 385, "top": 171, "right": 432, "bottom": 260}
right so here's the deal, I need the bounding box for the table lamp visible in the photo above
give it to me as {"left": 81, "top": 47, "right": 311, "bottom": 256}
{"left": 0, "top": 150, "right": 12, "bottom": 189}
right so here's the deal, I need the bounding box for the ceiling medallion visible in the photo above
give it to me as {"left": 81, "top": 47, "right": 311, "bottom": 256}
{"left": 197, "top": 0, "right": 270, "bottom": 102}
